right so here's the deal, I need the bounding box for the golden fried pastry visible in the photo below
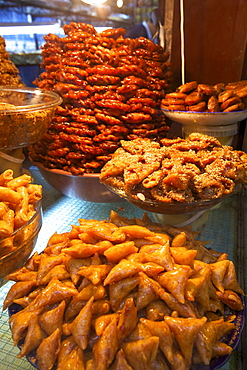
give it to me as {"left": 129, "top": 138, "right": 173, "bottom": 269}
{"left": 141, "top": 318, "right": 174, "bottom": 365}
{"left": 70, "top": 296, "right": 94, "bottom": 350}
{"left": 3, "top": 280, "right": 36, "bottom": 310}
{"left": 156, "top": 265, "right": 191, "bottom": 304}
{"left": 93, "top": 317, "right": 119, "bottom": 369}
{"left": 164, "top": 316, "right": 207, "bottom": 364}
{"left": 36, "top": 328, "right": 61, "bottom": 370}
{"left": 117, "top": 298, "right": 137, "bottom": 344}
{"left": 40, "top": 300, "right": 66, "bottom": 336}
{"left": 122, "top": 336, "right": 159, "bottom": 369}
{"left": 18, "top": 313, "right": 46, "bottom": 358}
{"left": 161, "top": 80, "right": 247, "bottom": 112}
{"left": 195, "top": 319, "right": 224, "bottom": 365}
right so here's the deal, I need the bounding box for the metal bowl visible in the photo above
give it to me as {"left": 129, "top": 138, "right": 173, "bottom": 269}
{"left": 0, "top": 86, "right": 62, "bottom": 150}
{"left": 33, "top": 161, "right": 121, "bottom": 203}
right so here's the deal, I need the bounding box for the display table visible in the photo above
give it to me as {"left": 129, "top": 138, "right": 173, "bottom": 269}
{"left": 0, "top": 164, "right": 246, "bottom": 370}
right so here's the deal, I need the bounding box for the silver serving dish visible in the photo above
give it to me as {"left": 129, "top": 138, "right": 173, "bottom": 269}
{"left": 33, "top": 160, "right": 122, "bottom": 203}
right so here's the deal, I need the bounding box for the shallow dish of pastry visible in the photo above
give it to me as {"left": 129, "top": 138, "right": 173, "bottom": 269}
{"left": 4, "top": 211, "right": 245, "bottom": 370}
{"left": 99, "top": 135, "right": 247, "bottom": 214}
{"left": 161, "top": 80, "right": 247, "bottom": 126}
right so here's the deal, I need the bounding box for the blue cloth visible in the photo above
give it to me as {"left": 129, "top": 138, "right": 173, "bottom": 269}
{"left": 125, "top": 23, "right": 148, "bottom": 39}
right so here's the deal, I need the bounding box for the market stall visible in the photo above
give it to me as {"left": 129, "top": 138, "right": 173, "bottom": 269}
{"left": 0, "top": 1, "right": 246, "bottom": 369}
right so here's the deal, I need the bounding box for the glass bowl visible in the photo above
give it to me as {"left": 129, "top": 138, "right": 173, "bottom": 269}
{"left": 104, "top": 183, "right": 242, "bottom": 215}
{"left": 32, "top": 160, "right": 122, "bottom": 203}
{"left": 0, "top": 200, "right": 42, "bottom": 286}
{"left": 161, "top": 108, "right": 247, "bottom": 126}
{"left": 0, "top": 86, "right": 62, "bottom": 150}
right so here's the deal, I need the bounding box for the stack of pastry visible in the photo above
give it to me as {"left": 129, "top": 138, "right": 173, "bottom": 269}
{"left": 0, "top": 36, "right": 24, "bottom": 86}
{"left": 3, "top": 211, "right": 244, "bottom": 370}
{"left": 29, "top": 22, "right": 173, "bottom": 175}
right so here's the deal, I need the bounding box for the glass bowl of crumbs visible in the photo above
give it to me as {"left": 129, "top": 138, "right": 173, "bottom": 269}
{"left": 0, "top": 86, "right": 62, "bottom": 150}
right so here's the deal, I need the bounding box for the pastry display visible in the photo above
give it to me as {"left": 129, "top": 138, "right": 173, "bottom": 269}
{"left": 3, "top": 211, "right": 244, "bottom": 370}
{"left": 100, "top": 133, "right": 247, "bottom": 205}
{"left": 29, "top": 22, "right": 173, "bottom": 175}
{"left": 161, "top": 80, "right": 247, "bottom": 112}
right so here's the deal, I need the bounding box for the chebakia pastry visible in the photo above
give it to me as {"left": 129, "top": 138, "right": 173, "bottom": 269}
{"left": 4, "top": 211, "right": 244, "bottom": 370}
{"left": 29, "top": 22, "right": 173, "bottom": 175}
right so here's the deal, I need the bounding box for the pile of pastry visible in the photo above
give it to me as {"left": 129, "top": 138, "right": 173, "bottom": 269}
{"left": 0, "top": 36, "right": 24, "bottom": 86}
{"left": 161, "top": 80, "right": 247, "bottom": 112}
{"left": 100, "top": 133, "right": 247, "bottom": 204}
{"left": 4, "top": 211, "right": 244, "bottom": 370}
{"left": 0, "top": 169, "right": 42, "bottom": 258}
{"left": 29, "top": 22, "right": 173, "bottom": 175}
